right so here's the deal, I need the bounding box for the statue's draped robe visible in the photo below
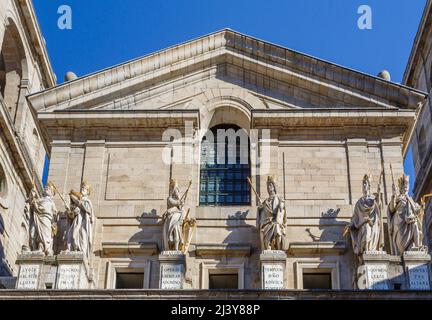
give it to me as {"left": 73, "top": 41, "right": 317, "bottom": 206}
{"left": 350, "top": 195, "right": 381, "bottom": 255}
{"left": 65, "top": 195, "right": 93, "bottom": 259}
{"left": 388, "top": 194, "right": 422, "bottom": 255}
{"left": 257, "top": 195, "right": 286, "bottom": 250}
{"left": 30, "top": 195, "right": 57, "bottom": 253}
{"left": 163, "top": 189, "right": 184, "bottom": 251}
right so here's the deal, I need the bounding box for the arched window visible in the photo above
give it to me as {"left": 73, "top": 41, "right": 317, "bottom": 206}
{"left": 0, "top": 19, "right": 27, "bottom": 119}
{"left": 419, "top": 126, "right": 427, "bottom": 161}
{"left": 199, "top": 124, "right": 250, "bottom": 206}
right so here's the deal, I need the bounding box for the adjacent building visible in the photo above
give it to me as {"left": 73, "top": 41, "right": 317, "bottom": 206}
{"left": 0, "top": 0, "right": 55, "bottom": 286}
{"left": 404, "top": 0, "right": 432, "bottom": 251}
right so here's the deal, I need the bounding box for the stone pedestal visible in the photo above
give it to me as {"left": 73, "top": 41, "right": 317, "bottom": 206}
{"left": 403, "top": 251, "right": 432, "bottom": 290}
{"left": 15, "top": 252, "right": 45, "bottom": 289}
{"left": 260, "top": 250, "right": 287, "bottom": 290}
{"left": 15, "top": 252, "right": 58, "bottom": 289}
{"left": 159, "top": 251, "right": 185, "bottom": 289}
{"left": 357, "top": 251, "right": 390, "bottom": 290}
{"left": 56, "top": 251, "right": 93, "bottom": 289}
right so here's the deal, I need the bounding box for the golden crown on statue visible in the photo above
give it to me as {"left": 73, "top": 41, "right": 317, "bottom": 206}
{"left": 267, "top": 176, "right": 276, "bottom": 184}
{"left": 81, "top": 181, "right": 91, "bottom": 195}
{"left": 169, "top": 178, "right": 177, "bottom": 188}
{"left": 45, "top": 181, "right": 56, "bottom": 195}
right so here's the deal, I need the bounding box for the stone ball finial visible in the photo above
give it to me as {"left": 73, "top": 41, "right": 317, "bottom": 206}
{"left": 64, "top": 71, "right": 78, "bottom": 82}
{"left": 377, "top": 70, "right": 391, "bottom": 81}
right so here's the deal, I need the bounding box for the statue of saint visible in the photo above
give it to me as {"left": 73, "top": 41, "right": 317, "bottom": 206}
{"left": 162, "top": 179, "right": 191, "bottom": 252}
{"left": 388, "top": 174, "right": 426, "bottom": 255}
{"left": 64, "top": 181, "right": 94, "bottom": 260}
{"left": 346, "top": 174, "right": 383, "bottom": 256}
{"left": 256, "top": 176, "right": 287, "bottom": 251}
{"left": 27, "top": 182, "right": 58, "bottom": 255}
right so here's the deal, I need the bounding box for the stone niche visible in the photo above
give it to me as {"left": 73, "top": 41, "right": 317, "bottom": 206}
{"left": 15, "top": 251, "right": 94, "bottom": 290}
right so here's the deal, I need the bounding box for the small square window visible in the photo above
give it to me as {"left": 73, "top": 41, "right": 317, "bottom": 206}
{"left": 302, "top": 272, "right": 332, "bottom": 289}
{"left": 115, "top": 272, "right": 144, "bottom": 289}
{"left": 209, "top": 274, "right": 238, "bottom": 289}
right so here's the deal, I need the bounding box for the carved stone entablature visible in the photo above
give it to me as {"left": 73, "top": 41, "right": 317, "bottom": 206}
{"left": 195, "top": 244, "right": 251, "bottom": 257}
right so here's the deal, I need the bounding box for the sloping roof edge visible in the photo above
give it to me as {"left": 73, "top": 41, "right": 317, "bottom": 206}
{"left": 27, "top": 28, "right": 427, "bottom": 111}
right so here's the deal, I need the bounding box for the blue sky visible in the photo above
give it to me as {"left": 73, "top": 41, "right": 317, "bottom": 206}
{"left": 33, "top": 0, "right": 427, "bottom": 194}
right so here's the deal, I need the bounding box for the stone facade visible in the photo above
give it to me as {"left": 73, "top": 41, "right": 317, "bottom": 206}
{"left": 0, "top": 0, "right": 55, "bottom": 287}
{"left": 23, "top": 28, "right": 429, "bottom": 291}
{"left": 1, "top": 0, "right": 431, "bottom": 295}
{"left": 404, "top": 0, "right": 432, "bottom": 253}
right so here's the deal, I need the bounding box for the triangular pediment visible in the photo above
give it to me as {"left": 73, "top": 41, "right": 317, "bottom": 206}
{"left": 28, "top": 29, "right": 426, "bottom": 114}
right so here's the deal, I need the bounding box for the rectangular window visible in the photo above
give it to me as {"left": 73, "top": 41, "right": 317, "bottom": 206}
{"left": 302, "top": 272, "right": 332, "bottom": 289}
{"left": 115, "top": 272, "right": 144, "bottom": 289}
{"left": 199, "top": 125, "right": 250, "bottom": 206}
{"left": 209, "top": 274, "right": 238, "bottom": 289}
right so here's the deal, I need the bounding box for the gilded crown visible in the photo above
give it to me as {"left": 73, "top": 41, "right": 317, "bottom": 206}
{"left": 80, "top": 181, "right": 91, "bottom": 195}
{"left": 267, "top": 176, "right": 276, "bottom": 184}
{"left": 169, "top": 178, "right": 177, "bottom": 188}
{"left": 45, "top": 181, "right": 56, "bottom": 195}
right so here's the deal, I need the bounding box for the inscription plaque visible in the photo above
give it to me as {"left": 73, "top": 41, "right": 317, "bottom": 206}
{"left": 160, "top": 264, "right": 183, "bottom": 289}
{"left": 263, "top": 264, "right": 284, "bottom": 289}
{"left": 56, "top": 264, "right": 81, "bottom": 289}
{"left": 407, "top": 264, "right": 430, "bottom": 290}
{"left": 366, "top": 264, "right": 389, "bottom": 290}
{"left": 16, "top": 264, "right": 40, "bottom": 289}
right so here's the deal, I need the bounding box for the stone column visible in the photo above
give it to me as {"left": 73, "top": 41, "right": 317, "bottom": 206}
{"left": 56, "top": 251, "right": 93, "bottom": 289}
{"left": 260, "top": 250, "right": 287, "bottom": 289}
{"left": 380, "top": 138, "right": 404, "bottom": 204}
{"left": 346, "top": 138, "right": 368, "bottom": 203}
{"left": 403, "top": 251, "right": 432, "bottom": 290}
{"left": 256, "top": 130, "right": 279, "bottom": 198}
{"left": 357, "top": 251, "right": 390, "bottom": 290}
{"left": 81, "top": 140, "right": 106, "bottom": 286}
{"left": 159, "top": 251, "right": 186, "bottom": 289}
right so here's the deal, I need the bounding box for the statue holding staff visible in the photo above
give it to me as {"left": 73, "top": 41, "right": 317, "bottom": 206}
{"left": 27, "top": 181, "right": 58, "bottom": 256}
{"left": 64, "top": 181, "right": 94, "bottom": 260}
{"left": 344, "top": 174, "right": 383, "bottom": 256}
{"left": 162, "top": 179, "right": 192, "bottom": 252}
{"left": 388, "top": 170, "right": 427, "bottom": 255}
{"left": 249, "top": 176, "right": 287, "bottom": 251}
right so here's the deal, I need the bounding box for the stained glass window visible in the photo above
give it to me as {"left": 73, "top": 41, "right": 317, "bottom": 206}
{"left": 199, "top": 124, "right": 250, "bottom": 206}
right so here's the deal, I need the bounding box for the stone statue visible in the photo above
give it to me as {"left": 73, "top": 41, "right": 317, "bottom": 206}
{"left": 388, "top": 174, "right": 426, "bottom": 255}
{"left": 27, "top": 182, "right": 58, "bottom": 255}
{"left": 255, "top": 176, "right": 287, "bottom": 251}
{"left": 345, "top": 174, "right": 383, "bottom": 256}
{"left": 162, "top": 179, "right": 192, "bottom": 252}
{"left": 64, "top": 181, "right": 94, "bottom": 260}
